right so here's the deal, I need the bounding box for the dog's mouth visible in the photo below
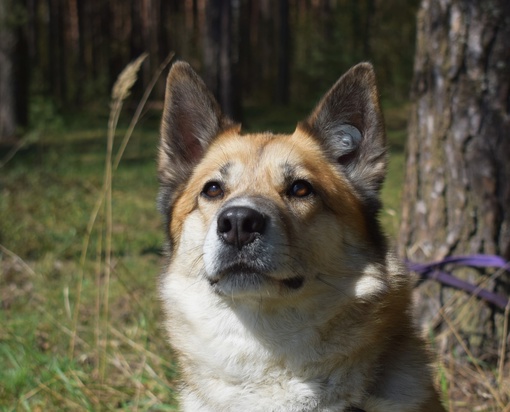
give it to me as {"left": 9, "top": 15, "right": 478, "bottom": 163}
{"left": 208, "top": 263, "right": 304, "bottom": 295}
{"left": 280, "top": 276, "right": 305, "bottom": 289}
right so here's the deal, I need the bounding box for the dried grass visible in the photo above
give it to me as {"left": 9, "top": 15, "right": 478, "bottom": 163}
{"left": 421, "top": 274, "right": 510, "bottom": 411}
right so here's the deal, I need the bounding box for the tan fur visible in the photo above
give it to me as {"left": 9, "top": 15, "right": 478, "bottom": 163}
{"left": 158, "top": 61, "right": 445, "bottom": 411}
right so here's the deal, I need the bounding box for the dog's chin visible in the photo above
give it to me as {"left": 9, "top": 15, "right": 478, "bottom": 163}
{"left": 207, "top": 265, "right": 304, "bottom": 297}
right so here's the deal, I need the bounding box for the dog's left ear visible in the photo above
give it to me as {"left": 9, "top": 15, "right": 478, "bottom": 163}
{"left": 300, "top": 63, "right": 387, "bottom": 200}
{"left": 158, "top": 62, "right": 237, "bottom": 210}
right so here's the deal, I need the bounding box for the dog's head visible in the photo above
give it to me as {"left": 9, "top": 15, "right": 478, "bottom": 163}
{"left": 158, "top": 62, "right": 388, "bottom": 300}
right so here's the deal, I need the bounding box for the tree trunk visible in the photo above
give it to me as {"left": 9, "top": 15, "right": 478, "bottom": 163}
{"left": 48, "top": 0, "right": 64, "bottom": 104}
{"left": 0, "top": 0, "right": 16, "bottom": 142}
{"left": 203, "top": 0, "right": 241, "bottom": 121}
{"left": 399, "top": 0, "right": 510, "bottom": 357}
{"left": 276, "top": 0, "right": 289, "bottom": 105}
{"left": 0, "top": 0, "right": 28, "bottom": 142}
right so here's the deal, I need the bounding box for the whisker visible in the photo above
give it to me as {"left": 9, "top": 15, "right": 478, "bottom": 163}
{"left": 316, "top": 273, "right": 349, "bottom": 298}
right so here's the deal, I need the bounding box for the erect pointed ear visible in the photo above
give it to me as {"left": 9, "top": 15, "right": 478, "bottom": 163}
{"left": 158, "top": 61, "right": 237, "bottom": 210}
{"left": 299, "top": 63, "right": 387, "bottom": 201}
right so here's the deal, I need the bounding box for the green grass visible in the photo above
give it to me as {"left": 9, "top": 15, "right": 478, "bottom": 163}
{"left": 0, "top": 108, "right": 179, "bottom": 410}
{"left": 380, "top": 102, "right": 409, "bottom": 238}
{"left": 0, "top": 100, "right": 408, "bottom": 410}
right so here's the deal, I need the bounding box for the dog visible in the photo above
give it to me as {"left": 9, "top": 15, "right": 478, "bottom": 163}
{"left": 157, "top": 61, "right": 446, "bottom": 412}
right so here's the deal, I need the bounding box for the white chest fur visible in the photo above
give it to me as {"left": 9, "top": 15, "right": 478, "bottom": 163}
{"left": 161, "top": 268, "right": 374, "bottom": 412}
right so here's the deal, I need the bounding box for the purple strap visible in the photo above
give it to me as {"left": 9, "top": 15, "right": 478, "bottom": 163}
{"left": 406, "top": 255, "right": 510, "bottom": 310}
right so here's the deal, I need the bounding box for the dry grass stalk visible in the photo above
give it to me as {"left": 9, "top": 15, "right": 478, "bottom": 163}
{"left": 102, "top": 53, "right": 148, "bottom": 384}
{"left": 65, "top": 51, "right": 176, "bottom": 406}
{"left": 498, "top": 302, "right": 510, "bottom": 386}
{"left": 429, "top": 280, "right": 510, "bottom": 410}
{"left": 113, "top": 51, "right": 175, "bottom": 170}
{"left": 69, "top": 53, "right": 148, "bottom": 359}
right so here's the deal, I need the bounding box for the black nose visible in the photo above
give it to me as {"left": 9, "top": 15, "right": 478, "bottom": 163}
{"left": 217, "top": 206, "right": 266, "bottom": 249}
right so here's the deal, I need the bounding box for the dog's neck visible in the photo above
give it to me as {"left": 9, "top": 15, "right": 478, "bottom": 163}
{"left": 165, "top": 275, "right": 387, "bottom": 411}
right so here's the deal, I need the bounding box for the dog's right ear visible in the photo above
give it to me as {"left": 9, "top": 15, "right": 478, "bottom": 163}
{"left": 158, "top": 62, "right": 235, "bottom": 196}
{"left": 299, "top": 63, "right": 386, "bottom": 208}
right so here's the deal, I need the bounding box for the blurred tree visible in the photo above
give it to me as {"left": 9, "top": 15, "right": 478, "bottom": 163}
{"left": 0, "top": 0, "right": 16, "bottom": 141}
{"left": 0, "top": 0, "right": 28, "bottom": 142}
{"left": 399, "top": 0, "right": 510, "bottom": 355}
{"left": 48, "top": 0, "right": 66, "bottom": 103}
{"left": 276, "top": 0, "right": 290, "bottom": 105}
{"left": 11, "top": 0, "right": 422, "bottom": 124}
{"left": 203, "top": 0, "right": 242, "bottom": 121}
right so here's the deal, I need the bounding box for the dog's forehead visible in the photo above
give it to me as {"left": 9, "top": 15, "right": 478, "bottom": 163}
{"left": 203, "top": 130, "right": 326, "bottom": 177}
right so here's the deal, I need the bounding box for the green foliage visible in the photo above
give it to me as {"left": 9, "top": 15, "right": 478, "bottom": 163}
{"left": 291, "top": 1, "right": 420, "bottom": 106}
{"left": 28, "top": 96, "right": 65, "bottom": 134}
{"left": 0, "top": 0, "right": 28, "bottom": 29}
{"left": 380, "top": 102, "right": 410, "bottom": 237}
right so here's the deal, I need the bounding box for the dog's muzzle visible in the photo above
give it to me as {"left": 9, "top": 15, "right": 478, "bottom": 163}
{"left": 203, "top": 199, "right": 305, "bottom": 296}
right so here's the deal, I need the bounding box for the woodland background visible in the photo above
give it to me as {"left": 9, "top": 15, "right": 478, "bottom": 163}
{"left": 1, "top": 0, "right": 509, "bottom": 411}
{"left": 0, "top": 0, "right": 418, "bottom": 135}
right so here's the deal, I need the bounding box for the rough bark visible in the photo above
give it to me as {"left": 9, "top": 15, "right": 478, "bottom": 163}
{"left": 400, "top": 0, "right": 510, "bottom": 357}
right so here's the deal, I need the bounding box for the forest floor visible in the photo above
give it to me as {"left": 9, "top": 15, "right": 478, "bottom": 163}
{"left": 0, "top": 99, "right": 508, "bottom": 411}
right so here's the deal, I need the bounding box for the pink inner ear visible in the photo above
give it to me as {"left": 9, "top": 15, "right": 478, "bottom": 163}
{"left": 175, "top": 111, "right": 208, "bottom": 162}
{"left": 186, "top": 134, "right": 204, "bottom": 160}
{"left": 337, "top": 151, "right": 358, "bottom": 166}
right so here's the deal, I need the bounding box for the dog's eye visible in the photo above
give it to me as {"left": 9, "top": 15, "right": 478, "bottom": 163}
{"left": 202, "top": 181, "right": 224, "bottom": 199}
{"left": 288, "top": 180, "right": 313, "bottom": 198}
